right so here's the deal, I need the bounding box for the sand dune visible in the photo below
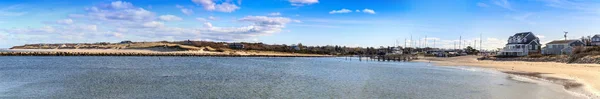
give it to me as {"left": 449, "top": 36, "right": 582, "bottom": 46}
{"left": 1, "top": 49, "right": 329, "bottom": 57}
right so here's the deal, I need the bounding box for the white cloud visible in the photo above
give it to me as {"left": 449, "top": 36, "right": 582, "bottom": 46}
{"left": 0, "top": 4, "right": 28, "bottom": 16}
{"left": 355, "top": 10, "right": 360, "bottom": 12}
{"left": 113, "top": 32, "right": 124, "bottom": 38}
{"left": 477, "top": 2, "right": 489, "bottom": 7}
{"left": 159, "top": 15, "right": 183, "bottom": 21}
{"left": 537, "top": 35, "right": 546, "bottom": 39}
{"left": 289, "top": 0, "right": 319, "bottom": 6}
{"left": 493, "top": 0, "right": 514, "bottom": 11}
{"left": 176, "top": 5, "right": 194, "bottom": 15}
{"left": 181, "top": 9, "right": 193, "bottom": 15}
{"left": 78, "top": 25, "right": 98, "bottom": 31}
{"left": 142, "top": 21, "right": 164, "bottom": 28}
{"left": 192, "top": 0, "right": 240, "bottom": 13}
{"left": 208, "top": 16, "right": 218, "bottom": 20}
{"left": 362, "top": 9, "right": 376, "bottom": 14}
{"left": 0, "top": 11, "right": 27, "bottom": 16}
{"left": 196, "top": 18, "right": 207, "bottom": 21}
{"left": 115, "top": 28, "right": 128, "bottom": 33}
{"left": 214, "top": 3, "right": 240, "bottom": 13}
{"left": 109, "top": 1, "right": 134, "bottom": 9}
{"left": 269, "top": 12, "right": 281, "bottom": 16}
{"left": 329, "top": 9, "right": 352, "bottom": 14}
{"left": 293, "top": 20, "right": 302, "bottom": 23}
{"left": 2, "top": 1, "right": 297, "bottom": 43}
{"left": 56, "top": 19, "right": 74, "bottom": 25}
{"left": 192, "top": 0, "right": 215, "bottom": 10}
{"left": 203, "top": 22, "right": 213, "bottom": 28}
{"left": 81, "top": 1, "right": 155, "bottom": 22}
{"left": 511, "top": 13, "right": 535, "bottom": 24}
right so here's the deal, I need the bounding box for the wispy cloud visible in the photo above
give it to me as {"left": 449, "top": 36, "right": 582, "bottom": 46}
{"left": 289, "top": 24, "right": 342, "bottom": 28}
{"left": 0, "top": 4, "right": 28, "bottom": 16}
{"left": 493, "top": 0, "right": 514, "bottom": 11}
{"left": 477, "top": 2, "right": 489, "bottom": 7}
{"left": 362, "top": 9, "right": 376, "bottom": 14}
{"left": 329, "top": 8, "right": 376, "bottom": 14}
{"left": 510, "top": 13, "right": 535, "bottom": 24}
{"left": 176, "top": 5, "right": 193, "bottom": 15}
{"left": 268, "top": 12, "right": 281, "bottom": 16}
{"left": 289, "top": 0, "right": 319, "bottom": 6}
{"left": 158, "top": 15, "right": 183, "bottom": 21}
{"left": 329, "top": 9, "right": 352, "bottom": 14}
{"left": 192, "top": 0, "right": 240, "bottom": 13}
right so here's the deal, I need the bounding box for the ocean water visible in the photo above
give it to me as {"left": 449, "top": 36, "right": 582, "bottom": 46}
{"left": 0, "top": 56, "right": 582, "bottom": 98}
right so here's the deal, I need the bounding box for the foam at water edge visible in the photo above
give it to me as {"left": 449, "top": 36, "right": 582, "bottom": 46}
{"left": 505, "top": 73, "right": 599, "bottom": 99}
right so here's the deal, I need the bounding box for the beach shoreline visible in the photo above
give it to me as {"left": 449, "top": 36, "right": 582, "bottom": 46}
{"left": 0, "top": 49, "right": 331, "bottom": 57}
{"left": 415, "top": 56, "right": 600, "bottom": 98}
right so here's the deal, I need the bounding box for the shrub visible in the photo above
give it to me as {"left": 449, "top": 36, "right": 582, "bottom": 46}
{"left": 572, "top": 46, "right": 585, "bottom": 54}
{"left": 527, "top": 54, "right": 543, "bottom": 58}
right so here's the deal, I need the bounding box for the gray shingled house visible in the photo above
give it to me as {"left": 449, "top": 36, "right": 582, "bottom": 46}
{"left": 542, "top": 40, "right": 585, "bottom": 55}
{"left": 592, "top": 34, "right": 600, "bottom": 46}
{"left": 497, "top": 32, "right": 541, "bottom": 56}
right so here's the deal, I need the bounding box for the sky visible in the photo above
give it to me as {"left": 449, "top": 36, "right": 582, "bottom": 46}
{"left": 1, "top": 0, "right": 600, "bottom": 49}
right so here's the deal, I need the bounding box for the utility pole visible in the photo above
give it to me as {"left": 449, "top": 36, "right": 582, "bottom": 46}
{"left": 424, "top": 35, "right": 429, "bottom": 48}
{"left": 474, "top": 40, "right": 477, "bottom": 49}
{"left": 417, "top": 37, "right": 421, "bottom": 48}
{"left": 404, "top": 38, "right": 407, "bottom": 48}
{"left": 396, "top": 39, "right": 398, "bottom": 47}
{"left": 564, "top": 31, "right": 568, "bottom": 40}
{"left": 410, "top": 34, "right": 413, "bottom": 48}
{"left": 480, "top": 33, "right": 483, "bottom": 51}
{"left": 433, "top": 39, "right": 436, "bottom": 48}
{"left": 454, "top": 41, "right": 456, "bottom": 50}
{"left": 459, "top": 36, "right": 462, "bottom": 49}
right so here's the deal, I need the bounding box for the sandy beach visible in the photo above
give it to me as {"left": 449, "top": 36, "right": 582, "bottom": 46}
{"left": 416, "top": 56, "right": 600, "bottom": 98}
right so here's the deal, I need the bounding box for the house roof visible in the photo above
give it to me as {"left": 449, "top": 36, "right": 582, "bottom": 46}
{"left": 593, "top": 34, "right": 600, "bottom": 38}
{"left": 514, "top": 32, "right": 531, "bottom": 37}
{"left": 507, "top": 32, "right": 538, "bottom": 44}
{"left": 546, "top": 40, "right": 579, "bottom": 44}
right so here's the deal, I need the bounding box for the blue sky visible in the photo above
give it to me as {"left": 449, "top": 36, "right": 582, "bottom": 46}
{"left": 1, "top": 0, "right": 600, "bottom": 49}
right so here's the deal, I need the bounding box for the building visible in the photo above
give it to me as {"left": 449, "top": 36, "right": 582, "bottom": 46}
{"left": 229, "top": 43, "right": 244, "bottom": 49}
{"left": 542, "top": 40, "right": 585, "bottom": 55}
{"left": 120, "top": 40, "right": 133, "bottom": 44}
{"left": 497, "top": 32, "right": 541, "bottom": 56}
{"left": 592, "top": 34, "right": 600, "bottom": 46}
{"left": 183, "top": 40, "right": 194, "bottom": 45}
{"left": 290, "top": 44, "right": 301, "bottom": 50}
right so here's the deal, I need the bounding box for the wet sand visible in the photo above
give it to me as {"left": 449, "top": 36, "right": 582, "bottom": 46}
{"left": 416, "top": 56, "right": 600, "bottom": 98}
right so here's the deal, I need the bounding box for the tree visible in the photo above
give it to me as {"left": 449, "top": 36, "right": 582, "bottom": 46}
{"left": 581, "top": 36, "right": 592, "bottom": 46}
{"left": 464, "top": 46, "right": 479, "bottom": 55}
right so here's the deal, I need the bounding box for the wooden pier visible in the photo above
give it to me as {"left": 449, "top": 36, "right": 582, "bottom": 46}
{"left": 357, "top": 54, "right": 418, "bottom": 62}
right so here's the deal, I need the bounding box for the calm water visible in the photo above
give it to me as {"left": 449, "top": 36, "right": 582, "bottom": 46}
{"left": 0, "top": 57, "right": 581, "bottom": 98}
